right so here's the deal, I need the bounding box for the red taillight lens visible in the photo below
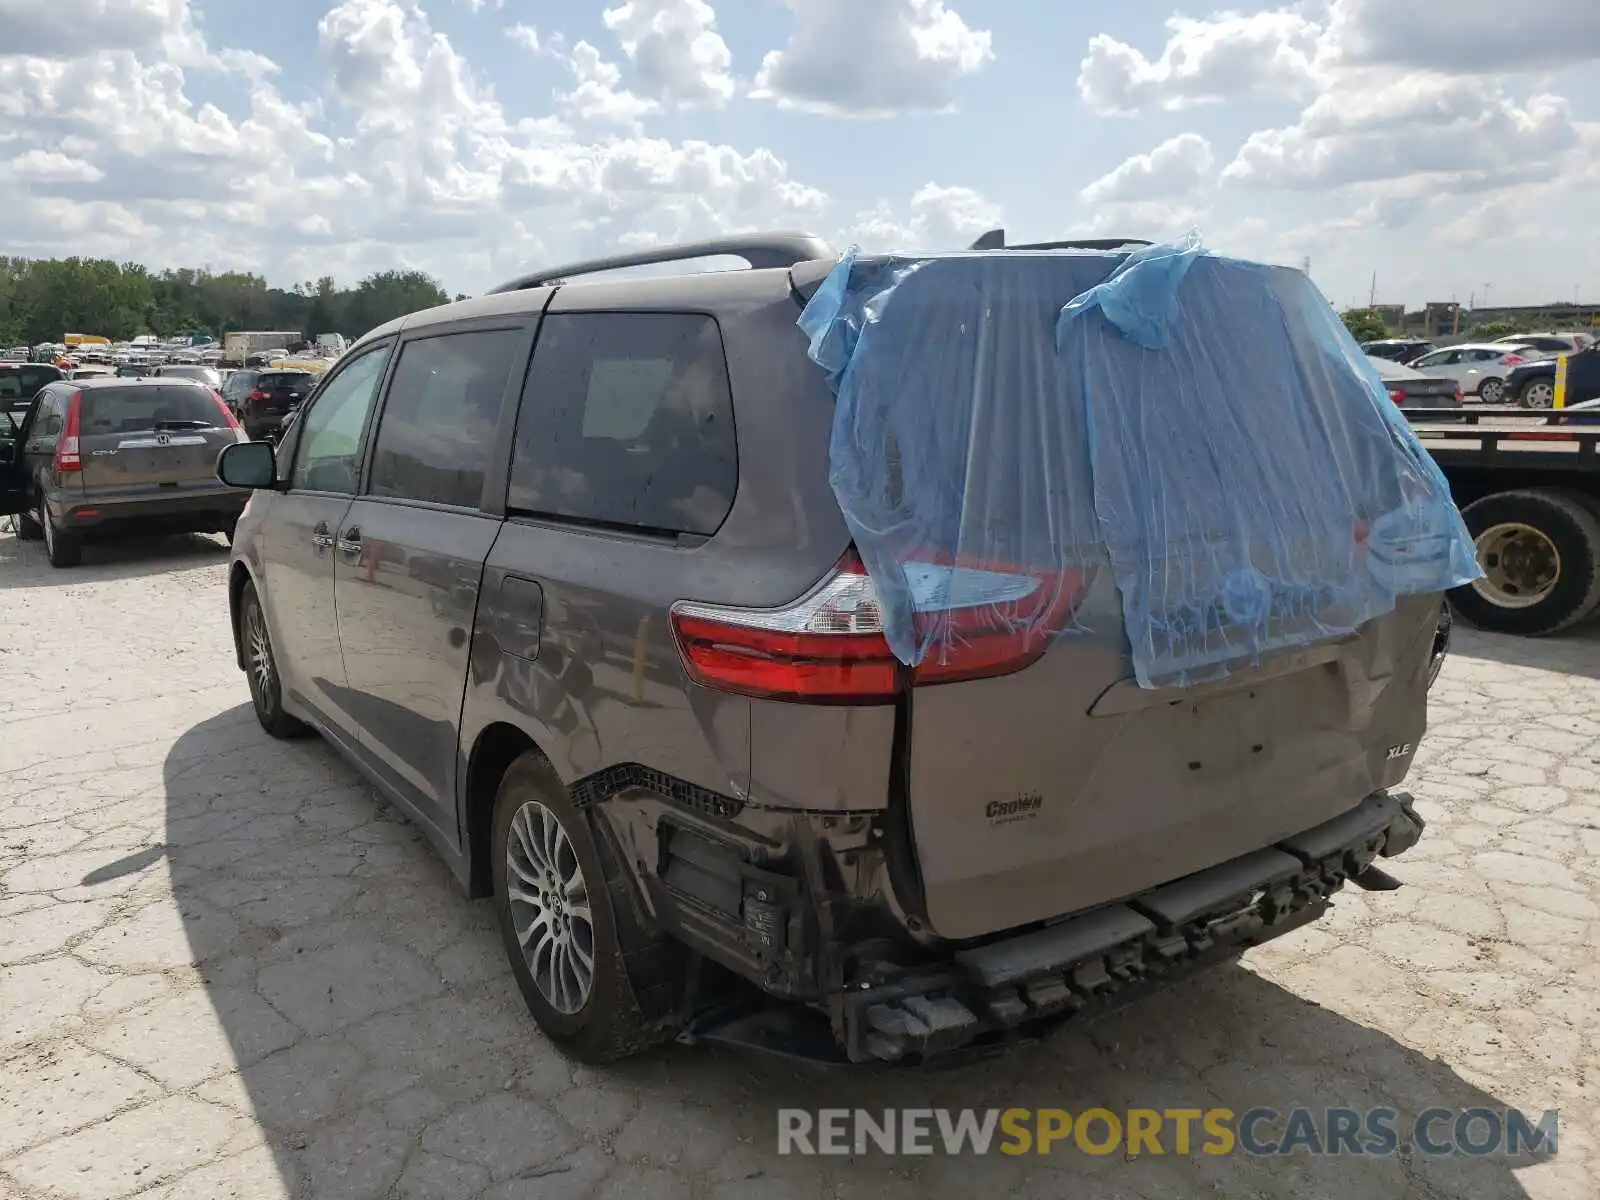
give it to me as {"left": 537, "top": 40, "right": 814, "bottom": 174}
{"left": 1387, "top": 388, "right": 1407, "bottom": 404}
{"left": 247, "top": 389, "right": 269, "bottom": 404}
{"left": 670, "top": 549, "right": 1091, "bottom": 702}
{"left": 1502, "top": 354, "right": 1524, "bottom": 366}
{"left": 54, "top": 390, "right": 83, "bottom": 471}
{"left": 209, "top": 388, "right": 243, "bottom": 431}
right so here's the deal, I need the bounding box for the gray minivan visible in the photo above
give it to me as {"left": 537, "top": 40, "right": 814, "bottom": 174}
{"left": 212, "top": 234, "right": 1442, "bottom": 1066}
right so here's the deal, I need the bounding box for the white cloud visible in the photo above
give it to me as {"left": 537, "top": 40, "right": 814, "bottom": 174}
{"left": 849, "top": 183, "right": 1000, "bottom": 251}
{"left": 1082, "top": 133, "right": 1213, "bottom": 205}
{"left": 602, "top": 0, "right": 735, "bottom": 105}
{"left": 507, "top": 24, "right": 540, "bottom": 54}
{"left": 557, "top": 41, "right": 662, "bottom": 131}
{"left": 1078, "top": 10, "right": 1320, "bottom": 116}
{"left": 1223, "top": 75, "right": 1579, "bottom": 191}
{"left": 0, "top": 0, "right": 854, "bottom": 292}
{"left": 1322, "top": 0, "right": 1600, "bottom": 73}
{"left": 6, "top": 149, "right": 104, "bottom": 182}
{"left": 753, "top": 0, "right": 992, "bottom": 117}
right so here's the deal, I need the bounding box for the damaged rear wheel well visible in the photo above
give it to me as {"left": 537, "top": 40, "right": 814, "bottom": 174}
{"left": 464, "top": 723, "right": 546, "bottom": 899}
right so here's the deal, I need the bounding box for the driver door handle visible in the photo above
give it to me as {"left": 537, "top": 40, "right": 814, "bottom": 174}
{"left": 337, "top": 527, "right": 362, "bottom": 556}
{"left": 311, "top": 521, "right": 334, "bottom": 549}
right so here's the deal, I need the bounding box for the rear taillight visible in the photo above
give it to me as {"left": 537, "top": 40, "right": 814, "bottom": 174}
{"left": 1387, "top": 388, "right": 1407, "bottom": 405}
{"left": 1454, "top": 389, "right": 1465, "bottom": 403}
{"left": 670, "top": 550, "right": 1090, "bottom": 703}
{"left": 209, "top": 388, "right": 243, "bottom": 432}
{"left": 54, "top": 390, "right": 82, "bottom": 471}
{"left": 1502, "top": 354, "right": 1525, "bottom": 366}
{"left": 247, "top": 389, "right": 269, "bottom": 404}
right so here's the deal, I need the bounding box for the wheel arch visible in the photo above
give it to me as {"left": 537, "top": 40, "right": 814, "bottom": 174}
{"left": 228, "top": 560, "right": 255, "bottom": 672}
{"left": 462, "top": 721, "right": 561, "bottom": 900}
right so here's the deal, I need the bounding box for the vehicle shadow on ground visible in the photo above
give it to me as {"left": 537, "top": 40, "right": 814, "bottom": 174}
{"left": 0, "top": 528, "right": 228, "bottom": 588}
{"left": 157, "top": 706, "right": 1551, "bottom": 1199}
{"left": 1448, "top": 620, "right": 1600, "bottom": 681}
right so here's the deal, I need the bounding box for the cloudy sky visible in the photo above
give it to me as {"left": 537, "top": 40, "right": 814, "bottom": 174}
{"left": 0, "top": 0, "right": 1597, "bottom": 308}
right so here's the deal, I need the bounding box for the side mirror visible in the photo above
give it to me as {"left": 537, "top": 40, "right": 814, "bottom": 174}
{"left": 217, "top": 440, "right": 279, "bottom": 490}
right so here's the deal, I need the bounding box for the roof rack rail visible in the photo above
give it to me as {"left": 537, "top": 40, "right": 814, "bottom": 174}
{"left": 486, "top": 232, "right": 836, "bottom": 294}
{"left": 965, "top": 228, "right": 1153, "bottom": 252}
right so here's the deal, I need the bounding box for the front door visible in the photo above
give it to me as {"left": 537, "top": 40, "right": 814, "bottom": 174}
{"left": 332, "top": 323, "right": 530, "bottom": 843}
{"left": 256, "top": 342, "right": 393, "bottom": 742}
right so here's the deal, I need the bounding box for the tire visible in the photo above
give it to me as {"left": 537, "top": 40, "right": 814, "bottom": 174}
{"left": 1478, "top": 377, "right": 1505, "bottom": 405}
{"left": 1449, "top": 490, "right": 1600, "bottom": 636}
{"left": 240, "top": 580, "right": 309, "bottom": 738}
{"left": 1519, "top": 378, "right": 1556, "bottom": 409}
{"left": 490, "top": 752, "right": 683, "bottom": 1063}
{"left": 39, "top": 498, "right": 80, "bottom": 568}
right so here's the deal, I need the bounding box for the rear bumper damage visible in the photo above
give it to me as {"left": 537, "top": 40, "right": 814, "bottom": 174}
{"left": 651, "top": 789, "right": 1425, "bottom": 1066}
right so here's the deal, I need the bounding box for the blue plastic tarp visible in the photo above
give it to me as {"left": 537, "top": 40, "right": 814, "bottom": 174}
{"left": 797, "top": 234, "right": 1480, "bottom": 690}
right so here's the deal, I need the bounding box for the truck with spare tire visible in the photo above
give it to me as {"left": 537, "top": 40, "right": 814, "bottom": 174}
{"left": 1410, "top": 407, "right": 1600, "bottom": 635}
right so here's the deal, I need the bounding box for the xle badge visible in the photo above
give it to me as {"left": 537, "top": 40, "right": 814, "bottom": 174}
{"left": 1386, "top": 743, "right": 1413, "bottom": 762}
{"left": 985, "top": 791, "right": 1043, "bottom": 827}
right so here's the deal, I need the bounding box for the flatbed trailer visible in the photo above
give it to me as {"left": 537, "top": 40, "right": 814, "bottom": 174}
{"left": 1407, "top": 405, "right": 1600, "bottom": 635}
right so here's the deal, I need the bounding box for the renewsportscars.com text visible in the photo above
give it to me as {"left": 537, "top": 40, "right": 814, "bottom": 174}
{"left": 777, "top": 1107, "right": 1559, "bottom": 1158}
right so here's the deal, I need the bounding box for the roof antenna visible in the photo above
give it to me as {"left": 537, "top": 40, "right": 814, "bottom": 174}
{"left": 968, "top": 229, "right": 1006, "bottom": 251}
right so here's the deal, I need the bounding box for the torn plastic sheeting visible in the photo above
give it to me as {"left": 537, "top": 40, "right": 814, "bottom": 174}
{"left": 796, "top": 236, "right": 1480, "bottom": 690}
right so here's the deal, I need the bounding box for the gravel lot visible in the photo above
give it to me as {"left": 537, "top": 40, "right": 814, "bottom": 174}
{"left": 0, "top": 530, "right": 1594, "bottom": 1200}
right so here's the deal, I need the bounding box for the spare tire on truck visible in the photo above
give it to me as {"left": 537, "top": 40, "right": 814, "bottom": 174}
{"left": 1450, "top": 489, "right": 1600, "bottom": 635}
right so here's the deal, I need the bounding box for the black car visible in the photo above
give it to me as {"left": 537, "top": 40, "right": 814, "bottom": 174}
{"left": 1361, "top": 338, "right": 1433, "bottom": 365}
{"left": 232, "top": 369, "right": 317, "bottom": 441}
{"left": 0, "top": 362, "right": 66, "bottom": 427}
{"left": 1504, "top": 344, "right": 1600, "bottom": 409}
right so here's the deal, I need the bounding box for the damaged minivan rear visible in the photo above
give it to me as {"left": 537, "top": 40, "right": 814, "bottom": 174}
{"left": 222, "top": 231, "right": 1477, "bottom": 1068}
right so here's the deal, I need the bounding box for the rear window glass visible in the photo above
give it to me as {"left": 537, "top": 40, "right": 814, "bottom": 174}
{"left": 257, "top": 372, "right": 315, "bottom": 389}
{"left": 507, "top": 312, "right": 737, "bottom": 536}
{"left": 80, "top": 386, "right": 222, "bottom": 433}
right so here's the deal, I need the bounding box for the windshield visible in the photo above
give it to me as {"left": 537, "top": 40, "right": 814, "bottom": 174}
{"left": 80, "top": 385, "right": 222, "bottom": 433}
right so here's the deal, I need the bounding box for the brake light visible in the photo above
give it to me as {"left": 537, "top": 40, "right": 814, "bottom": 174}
{"left": 1502, "top": 354, "right": 1525, "bottom": 366}
{"left": 1387, "top": 388, "right": 1407, "bottom": 404}
{"left": 209, "top": 388, "right": 243, "bottom": 431}
{"left": 54, "top": 390, "right": 82, "bottom": 471}
{"left": 247, "top": 389, "right": 269, "bottom": 404}
{"left": 670, "top": 549, "right": 1091, "bottom": 702}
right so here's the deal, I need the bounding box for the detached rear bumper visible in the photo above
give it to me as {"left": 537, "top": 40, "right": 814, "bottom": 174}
{"left": 681, "top": 790, "right": 1425, "bottom": 1066}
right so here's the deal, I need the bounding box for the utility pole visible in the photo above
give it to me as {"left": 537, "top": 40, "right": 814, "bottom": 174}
{"left": 1369, "top": 271, "right": 1377, "bottom": 308}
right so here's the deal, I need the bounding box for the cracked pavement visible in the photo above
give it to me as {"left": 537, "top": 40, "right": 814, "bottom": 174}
{"left": 0, "top": 530, "right": 1595, "bottom": 1199}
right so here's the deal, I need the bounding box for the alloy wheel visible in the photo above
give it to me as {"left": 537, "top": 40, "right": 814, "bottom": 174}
{"left": 1523, "top": 381, "right": 1555, "bottom": 409}
{"left": 1478, "top": 378, "right": 1504, "bottom": 405}
{"left": 245, "top": 600, "right": 278, "bottom": 714}
{"left": 505, "top": 800, "right": 596, "bottom": 1015}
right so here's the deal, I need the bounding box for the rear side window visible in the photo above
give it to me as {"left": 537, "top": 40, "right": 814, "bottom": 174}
{"left": 80, "top": 386, "right": 222, "bottom": 433}
{"left": 368, "top": 328, "right": 523, "bottom": 509}
{"left": 258, "top": 372, "right": 315, "bottom": 390}
{"left": 507, "top": 312, "right": 737, "bottom": 536}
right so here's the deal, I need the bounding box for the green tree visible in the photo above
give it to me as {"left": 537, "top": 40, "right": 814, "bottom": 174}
{"left": 1341, "top": 307, "right": 1389, "bottom": 342}
{"left": 1466, "top": 318, "right": 1530, "bottom": 340}
{"left": 0, "top": 256, "right": 452, "bottom": 346}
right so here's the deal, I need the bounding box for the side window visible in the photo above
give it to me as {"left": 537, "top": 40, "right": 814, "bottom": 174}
{"left": 289, "top": 345, "right": 391, "bottom": 494}
{"left": 32, "top": 392, "right": 63, "bottom": 439}
{"left": 368, "top": 328, "right": 523, "bottom": 509}
{"left": 507, "top": 313, "right": 738, "bottom": 537}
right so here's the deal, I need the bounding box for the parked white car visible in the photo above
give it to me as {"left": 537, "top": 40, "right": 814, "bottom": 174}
{"left": 1492, "top": 331, "right": 1594, "bottom": 354}
{"left": 1408, "top": 343, "right": 1535, "bottom": 404}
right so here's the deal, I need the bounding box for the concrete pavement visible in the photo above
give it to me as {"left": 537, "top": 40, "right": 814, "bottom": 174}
{"left": 0, "top": 529, "right": 1594, "bottom": 1199}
